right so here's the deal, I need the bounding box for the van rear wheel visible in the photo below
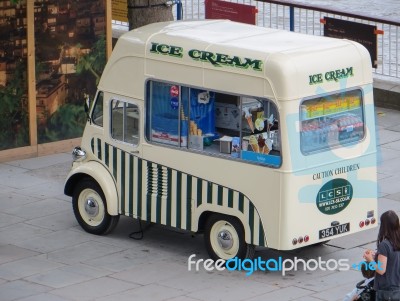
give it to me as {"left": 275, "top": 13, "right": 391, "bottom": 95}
{"left": 204, "top": 214, "right": 255, "bottom": 261}
{"left": 72, "top": 178, "right": 119, "bottom": 235}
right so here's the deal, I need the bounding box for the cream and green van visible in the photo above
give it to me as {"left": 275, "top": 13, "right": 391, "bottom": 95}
{"left": 64, "top": 20, "right": 378, "bottom": 261}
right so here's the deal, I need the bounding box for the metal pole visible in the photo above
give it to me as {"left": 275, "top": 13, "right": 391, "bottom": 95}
{"left": 177, "top": 0, "right": 182, "bottom": 20}
{"left": 289, "top": 5, "right": 294, "bottom": 31}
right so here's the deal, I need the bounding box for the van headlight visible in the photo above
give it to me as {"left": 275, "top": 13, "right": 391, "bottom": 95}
{"left": 72, "top": 146, "right": 86, "bottom": 161}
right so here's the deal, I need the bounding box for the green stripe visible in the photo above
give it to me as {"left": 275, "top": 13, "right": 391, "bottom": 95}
{"left": 228, "top": 189, "right": 234, "bottom": 208}
{"left": 186, "top": 175, "right": 192, "bottom": 230}
{"left": 129, "top": 155, "right": 133, "bottom": 217}
{"left": 112, "top": 147, "right": 117, "bottom": 181}
{"left": 259, "top": 220, "right": 265, "bottom": 246}
{"left": 249, "top": 203, "right": 254, "bottom": 244}
{"left": 97, "top": 138, "right": 102, "bottom": 160}
{"left": 176, "top": 171, "right": 182, "bottom": 228}
{"left": 121, "top": 151, "right": 125, "bottom": 214}
{"left": 238, "top": 193, "right": 244, "bottom": 213}
{"left": 146, "top": 162, "right": 153, "bottom": 221}
{"left": 217, "top": 186, "right": 223, "bottom": 206}
{"left": 197, "top": 179, "right": 202, "bottom": 207}
{"left": 137, "top": 159, "right": 142, "bottom": 218}
{"left": 156, "top": 194, "right": 162, "bottom": 224}
{"left": 105, "top": 143, "right": 109, "bottom": 167}
{"left": 155, "top": 164, "right": 162, "bottom": 223}
{"left": 166, "top": 168, "right": 172, "bottom": 226}
{"left": 207, "top": 182, "right": 213, "bottom": 204}
{"left": 147, "top": 162, "right": 153, "bottom": 194}
{"left": 146, "top": 193, "right": 152, "bottom": 221}
{"left": 157, "top": 165, "right": 164, "bottom": 191}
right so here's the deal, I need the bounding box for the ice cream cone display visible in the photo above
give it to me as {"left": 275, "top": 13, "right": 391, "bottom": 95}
{"left": 246, "top": 115, "right": 255, "bottom": 133}
{"left": 257, "top": 134, "right": 266, "bottom": 153}
{"left": 189, "top": 120, "right": 203, "bottom": 136}
{"left": 263, "top": 144, "right": 270, "bottom": 154}
{"left": 255, "top": 117, "right": 265, "bottom": 131}
{"left": 249, "top": 135, "right": 259, "bottom": 153}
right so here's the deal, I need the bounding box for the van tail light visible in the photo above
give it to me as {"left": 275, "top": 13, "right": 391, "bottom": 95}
{"left": 293, "top": 235, "right": 309, "bottom": 245}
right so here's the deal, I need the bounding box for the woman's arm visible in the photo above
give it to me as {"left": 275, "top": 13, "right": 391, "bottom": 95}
{"left": 375, "top": 254, "right": 387, "bottom": 275}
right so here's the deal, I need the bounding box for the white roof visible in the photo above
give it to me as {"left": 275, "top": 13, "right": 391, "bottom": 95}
{"left": 100, "top": 20, "right": 372, "bottom": 101}
{"left": 117, "top": 19, "right": 354, "bottom": 55}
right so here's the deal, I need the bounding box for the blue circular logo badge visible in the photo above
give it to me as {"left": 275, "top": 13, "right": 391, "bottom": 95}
{"left": 316, "top": 178, "right": 353, "bottom": 215}
{"left": 170, "top": 97, "right": 179, "bottom": 109}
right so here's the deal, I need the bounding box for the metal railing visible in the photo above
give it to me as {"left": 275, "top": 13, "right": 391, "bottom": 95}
{"left": 177, "top": 0, "right": 400, "bottom": 80}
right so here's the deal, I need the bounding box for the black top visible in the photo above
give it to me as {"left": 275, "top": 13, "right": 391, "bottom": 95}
{"left": 374, "top": 239, "right": 400, "bottom": 290}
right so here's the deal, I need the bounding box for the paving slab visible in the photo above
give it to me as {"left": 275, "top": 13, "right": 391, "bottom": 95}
{"left": 6, "top": 153, "right": 71, "bottom": 170}
{"left": 44, "top": 241, "right": 128, "bottom": 265}
{"left": 25, "top": 263, "right": 112, "bottom": 289}
{"left": 15, "top": 294, "right": 71, "bottom": 301}
{"left": 0, "top": 256, "right": 64, "bottom": 281}
{"left": 0, "top": 245, "right": 40, "bottom": 265}
{"left": 50, "top": 277, "right": 139, "bottom": 301}
{"left": 0, "top": 280, "right": 50, "bottom": 301}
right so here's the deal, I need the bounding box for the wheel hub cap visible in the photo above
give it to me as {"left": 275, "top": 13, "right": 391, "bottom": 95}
{"left": 84, "top": 198, "right": 99, "bottom": 217}
{"left": 217, "top": 230, "right": 233, "bottom": 250}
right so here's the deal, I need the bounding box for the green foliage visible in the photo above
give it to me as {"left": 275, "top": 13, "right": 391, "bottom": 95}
{"left": 0, "top": 61, "right": 29, "bottom": 150}
{"left": 75, "top": 35, "right": 106, "bottom": 85}
{"left": 38, "top": 103, "right": 87, "bottom": 143}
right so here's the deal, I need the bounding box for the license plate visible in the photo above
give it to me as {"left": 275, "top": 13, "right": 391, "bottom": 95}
{"left": 319, "top": 223, "right": 350, "bottom": 239}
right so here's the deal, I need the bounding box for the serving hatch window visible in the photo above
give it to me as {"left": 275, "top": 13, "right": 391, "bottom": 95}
{"left": 145, "top": 80, "right": 282, "bottom": 167}
{"left": 300, "top": 89, "right": 364, "bottom": 154}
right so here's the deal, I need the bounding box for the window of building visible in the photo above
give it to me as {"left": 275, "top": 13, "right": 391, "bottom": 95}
{"left": 145, "top": 80, "right": 281, "bottom": 167}
{"left": 300, "top": 89, "right": 364, "bottom": 154}
{"left": 111, "top": 99, "right": 139, "bottom": 145}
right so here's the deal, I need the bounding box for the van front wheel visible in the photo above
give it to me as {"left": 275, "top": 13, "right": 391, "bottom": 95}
{"left": 204, "top": 214, "right": 255, "bottom": 261}
{"left": 72, "top": 179, "right": 119, "bottom": 235}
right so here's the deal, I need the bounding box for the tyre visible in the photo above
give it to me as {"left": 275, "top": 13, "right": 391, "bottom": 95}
{"left": 72, "top": 178, "right": 119, "bottom": 235}
{"left": 204, "top": 214, "right": 255, "bottom": 261}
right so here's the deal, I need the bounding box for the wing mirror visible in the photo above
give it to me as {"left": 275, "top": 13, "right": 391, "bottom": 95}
{"left": 84, "top": 93, "right": 91, "bottom": 124}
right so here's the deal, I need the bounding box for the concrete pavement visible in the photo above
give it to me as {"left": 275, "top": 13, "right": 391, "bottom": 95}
{"left": 1, "top": 107, "right": 400, "bottom": 301}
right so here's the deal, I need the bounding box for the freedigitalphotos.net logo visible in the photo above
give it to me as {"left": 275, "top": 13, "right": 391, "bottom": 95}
{"left": 188, "top": 254, "right": 383, "bottom": 276}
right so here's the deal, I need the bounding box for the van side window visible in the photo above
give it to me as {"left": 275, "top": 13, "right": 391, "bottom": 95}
{"left": 92, "top": 91, "right": 104, "bottom": 127}
{"left": 146, "top": 81, "right": 181, "bottom": 146}
{"left": 111, "top": 100, "right": 139, "bottom": 145}
{"left": 146, "top": 80, "right": 281, "bottom": 167}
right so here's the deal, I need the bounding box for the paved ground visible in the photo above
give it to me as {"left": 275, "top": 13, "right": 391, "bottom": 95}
{"left": 0, "top": 106, "right": 400, "bottom": 301}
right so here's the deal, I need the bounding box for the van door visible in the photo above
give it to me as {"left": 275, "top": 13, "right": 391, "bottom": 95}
{"left": 106, "top": 97, "right": 142, "bottom": 217}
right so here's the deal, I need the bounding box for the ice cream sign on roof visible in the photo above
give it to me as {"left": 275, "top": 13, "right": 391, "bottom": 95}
{"left": 149, "top": 42, "right": 264, "bottom": 71}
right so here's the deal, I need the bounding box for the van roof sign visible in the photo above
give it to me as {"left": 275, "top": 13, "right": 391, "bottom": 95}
{"left": 149, "top": 42, "right": 264, "bottom": 71}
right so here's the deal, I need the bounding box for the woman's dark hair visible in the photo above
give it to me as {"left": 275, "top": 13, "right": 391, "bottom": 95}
{"left": 377, "top": 210, "right": 400, "bottom": 251}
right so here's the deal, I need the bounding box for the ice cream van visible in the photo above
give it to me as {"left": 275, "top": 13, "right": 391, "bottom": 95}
{"left": 64, "top": 20, "right": 378, "bottom": 261}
